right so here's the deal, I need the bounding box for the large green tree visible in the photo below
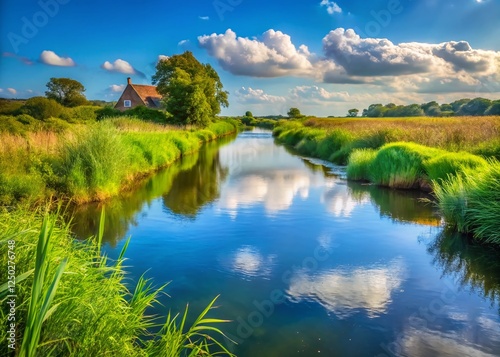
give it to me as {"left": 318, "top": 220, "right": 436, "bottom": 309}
{"left": 45, "top": 77, "right": 87, "bottom": 107}
{"left": 152, "top": 51, "right": 229, "bottom": 126}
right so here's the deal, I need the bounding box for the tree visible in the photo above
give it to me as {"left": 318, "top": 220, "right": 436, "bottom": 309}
{"left": 245, "top": 111, "right": 253, "bottom": 118}
{"left": 45, "top": 77, "right": 87, "bottom": 107}
{"left": 347, "top": 109, "right": 359, "bottom": 117}
{"left": 287, "top": 107, "right": 302, "bottom": 118}
{"left": 152, "top": 51, "right": 229, "bottom": 126}
{"left": 457, "top": 97, "right": 492, "bottom": 116}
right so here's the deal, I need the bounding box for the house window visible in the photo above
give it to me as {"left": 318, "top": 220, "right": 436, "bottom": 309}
{"left": 124, "top": 100, "right": 131, "bottom": 108}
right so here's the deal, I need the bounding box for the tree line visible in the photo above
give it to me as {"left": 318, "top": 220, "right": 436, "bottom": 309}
{"left": 358, "top": 97, "right": 500, "bottom": 118}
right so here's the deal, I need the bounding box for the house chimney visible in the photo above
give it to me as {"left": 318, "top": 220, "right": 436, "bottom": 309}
{"left": 127, "top": 77, "right": 131, "bottom": 85}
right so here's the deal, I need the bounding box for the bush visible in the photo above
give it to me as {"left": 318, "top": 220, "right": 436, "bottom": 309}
{"left": 0, "top": 115, "right": 26, "bottom": 134}
{"left": 124, "top": 106, "right": 170, "bottom": 123}
{"left": 96, "top": 106, "right": 122, "bottom": 120}
{"left": 0, "top": 99, "right": 24, "bottom": 115}
{"left": 21, "top": 97, "right": 65, "bottom": 120}
{"left": 63, "top": 105, "right": 101, "bottom": 122}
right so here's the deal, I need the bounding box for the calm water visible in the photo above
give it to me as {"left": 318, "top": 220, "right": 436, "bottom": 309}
{"left": 71, "top": 129, "right": 500, "bottom": 357}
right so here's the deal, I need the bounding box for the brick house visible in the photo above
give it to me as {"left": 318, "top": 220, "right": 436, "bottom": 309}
{"left": 114, "top": 77, "right": 162, "bottom": 111}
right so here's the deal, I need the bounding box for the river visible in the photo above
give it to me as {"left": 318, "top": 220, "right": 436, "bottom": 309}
{"left": 70, "top": 129, "right": 500, "bottom": 356}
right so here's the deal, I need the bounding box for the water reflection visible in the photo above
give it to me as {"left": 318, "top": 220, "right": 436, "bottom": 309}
{"left": 428, "top": 230, "right": 500, "bottom": 305}
{"left": 322, "top": 182, "right": 369, "bottom": 217}
{"left": 347, "top": 182, "right": 442, "bottom": 226}
{"left": 286, "top": 258, "right": 406, "bottom": 318}
{"left": 217, "top": 171, "right": 311, "bottom": 216}
{"left": 228, "top": 246, "right": 276, "bottom": 280}
{"left": 69, "top": 137, "right": 232, "bottom": 245}
{"left": 397, "top": 320, "right": 500, "bottom": 356}
{"left": 162, "top": 140, "right": 228, "bottom": 217}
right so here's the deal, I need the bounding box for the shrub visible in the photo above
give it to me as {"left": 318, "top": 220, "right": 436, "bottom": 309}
{"left": 96, "top": 106, "right": 122, "bottom": 120}
{"left": 0, "top": 99, "right": 24, "bottom": 115}
{"left": 124, "top": 106, "right": 170, "bottom": 123}
{"left": 21, "top": 97, "right": 65, "bottom": 120}
{"left": 63, "top": 105, "right": 101, "bottom": 122}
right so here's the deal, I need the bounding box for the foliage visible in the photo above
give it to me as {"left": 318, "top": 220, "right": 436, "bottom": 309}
{"left": 287, "top": 107, "right": 302, "bottom": 118}
{"left": 423, "top": 152, "right": 488, "bottom": 183}
{"left": 360, "top": 97, "right": 500, "bottom": 117}
{"left": 21, "top": 97, "right": 65, "bottom": 121}
{"left": 45, "top": 77, "right": 88, "bottom": 107}
{"left": 0, "top": 118, "right": 238, "bottom": 205}
{"left": 123, "top": 106, "right": 170, "bottom": 123}
{"left": 434, "top": 160, "right": 500, "bottom": 244}
{"left": 153, "top": 51, "right": 229, "bottom": 127}
{"left": 245, "top": 111, "right": 253, "bottom": 118}
{"left": 346, "top": 149, "right": 377, "bottom": 181}
{"left": 485, "top": 101, "right": 500, "bottom": 115}
{"left": 61, "top": 105, "right": 101, "bottom": 122}
{"left": 0, "top": 208, "right": 233, "bottom": 356}
{"left": 347, "top": 108, "right": 359, "bottom": 117}
{"left": 0, "top": 98, "right": 24, "bottom": 115}
{"left": 59, "top": 122, "right": 129, "bottom": 201}
{"left": 96, "top": 106, "right": 122, "bottom": 120}
{"left": 367, "top": 142, "right": 443, "bottom": 189}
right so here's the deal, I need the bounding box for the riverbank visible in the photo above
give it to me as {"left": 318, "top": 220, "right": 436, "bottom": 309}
{"left": 0, "top": 207, "right": 232, "bottom": 356}
{"left": 0, "top": 117, "right": 238, "bottom": 356}
{"left": 0, "top": 117, "right": 239, "bottom": 205}
{"left": 273, "top": 118, "right": 500, "bottom": 244}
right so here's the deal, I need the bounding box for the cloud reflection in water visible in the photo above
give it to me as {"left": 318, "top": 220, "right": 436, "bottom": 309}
{"left": 286, "top": 258, "right": 406, "bottom": 318}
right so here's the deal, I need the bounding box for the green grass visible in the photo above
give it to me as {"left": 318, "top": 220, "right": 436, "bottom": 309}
{"left": 0, "top": 208, "right": 233, "bottom": 356}
{"left": 346, "top": 149, "right": 377, "bottom": 181}
{"left": 434, "top": 161, "right": 500, "bottom": 244}
{"left": 368, "top": 142, "right": 444, "bottom": 189}
{"left": 423, "top": 152, "right": 488, "bottom": 183}
{"left": 0, "top": 117, "right": 238, "bottom": 204}
{"left": 274, "top": 119, "right": 500, "bottom": 243}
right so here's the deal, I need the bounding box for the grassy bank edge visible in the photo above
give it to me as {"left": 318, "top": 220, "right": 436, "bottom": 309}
{"left": 0, "top": 207, "right": 234, "bottom": 356}
{"left": 0, "top": 117, "right": 240, "bottom": 206}
{"left": 273, "top": 120, "right": 500, "bottom": 244}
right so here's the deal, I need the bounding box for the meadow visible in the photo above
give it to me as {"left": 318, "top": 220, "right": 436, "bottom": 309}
{"left": 273, "top": 116, "right": 500, "bottom": 244}
{"left": 0, "top": 111, "right": 239, "bottom": 356}
{"left": 0, "top": 117, "right": 238, "bottom": 205}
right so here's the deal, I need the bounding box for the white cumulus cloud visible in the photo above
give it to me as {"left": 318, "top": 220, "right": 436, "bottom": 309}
{"left": 101, "top": 59, "right": 136, "bottom": 74}
{"left": 7, "top": 88, "right": 16, "bottom": 95}
{"left": 39, "top": 50, "right": 75, "bottom": 67}
{"left": 109, "top": 84, "right": 125, "bottom": 93}
{"left": 320, "top": 0, "right": 342, "bottom": 15}
{"left": 235, "top": 87, "right": 286, "bottom": 103}
{"left": 198, "top": 29, "right": 317, "bottom": 77}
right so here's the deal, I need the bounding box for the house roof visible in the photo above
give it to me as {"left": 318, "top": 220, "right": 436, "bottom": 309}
{"left": 131, "top": 84, "right": 162, "bottom": 106}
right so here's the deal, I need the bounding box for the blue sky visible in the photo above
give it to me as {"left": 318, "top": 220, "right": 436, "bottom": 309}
{"left": 1, "top": 0, "right": 499, "bottom": 116}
